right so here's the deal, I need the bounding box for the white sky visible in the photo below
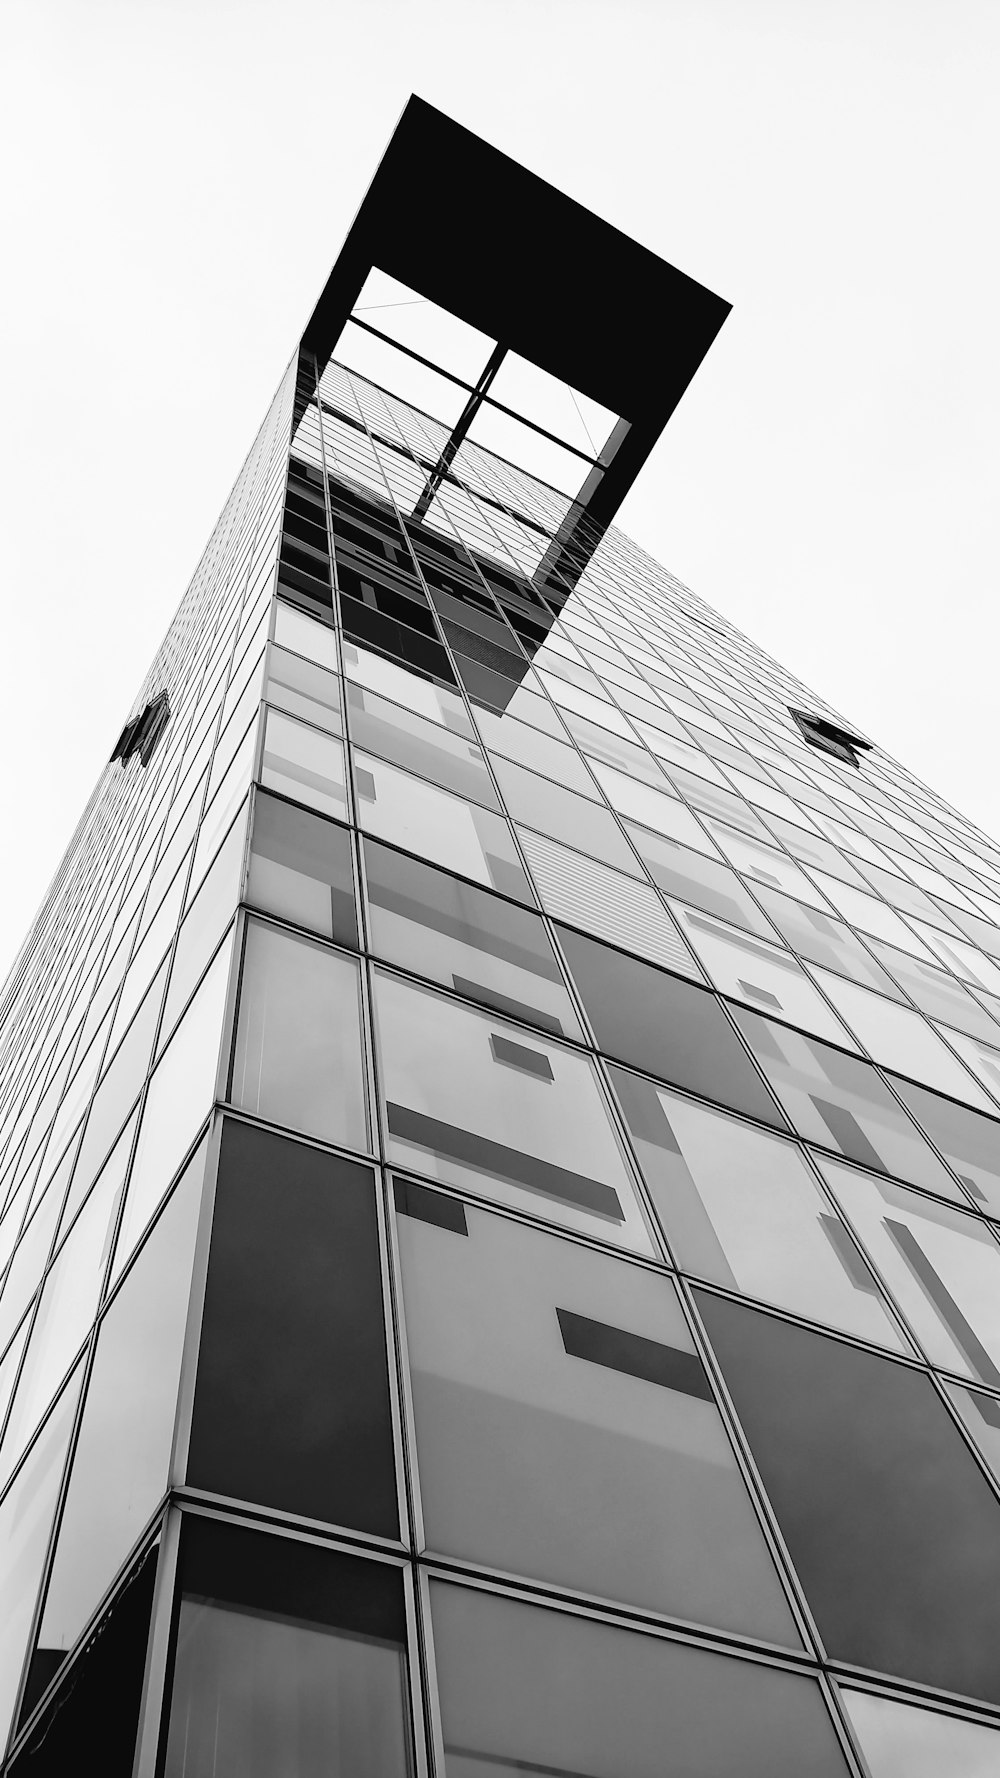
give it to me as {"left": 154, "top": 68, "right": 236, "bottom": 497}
{"left": 1, "top": 0, "right": 998, "bottom": 985}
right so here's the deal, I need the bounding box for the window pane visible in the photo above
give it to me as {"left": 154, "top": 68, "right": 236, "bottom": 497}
{"left": 344, "top": 639, "right": 471, "bottom": 732}
{"left": 671, "top": 905, "right": 853, "bottom": 1043}
{"left": 888, "top": 1074, "right": 1000, "bottom": 1216}
{"left": 273, "top": 600, "right": 338, "bottom": 670}
{"left": 430, "top": 1581, "right": 850, "bottom": 1778}
{"left": 817, "top": 1156, "right": 1000, "bottom": 1385}
{"left": 398, "top": 1190, "right": 797, "bottom": 1641}
{"left": 705, "top": 820, "right": 827, "bottom": 906}
{"left": 696, "top": 1290, "right": 1000, "bottom": 1704}
{"left": 347, "top": 680, "right": 498, "bottom": 807}
{"left": 0, "top": 1369, "right": 82, "bottom": 1750}
{"left": 247, "top": 791, "right": 358, "bottom": 947}
{"left": 34, "top": 1147, "right": 205, "bottom": 1670}
{"left": 260, "top": 708, "right": 348, "bottom": 821}
{"left": 475, "top": 706, "right": 598, "bottom": 795}
{"left": 731, "top": 1008, "right": 962, "bottom": 1197}
{"left": 751, "top": 885, "right": 902, "bottom": 996}
{"left": 842, "top": 1688, "right": 1000, "bottom": 1777}
{"left": 354, "top": 750, "right": 533, "bottom": 902}
{"left": 374, "top": 971, "right": 652, "bottom": 1253}
{"left": 187, "top": 1121, "right": 396, "bottom": 1535}
{"left": 163, "top": 1520, "right": 410, "bottom": 1778}
{"left": 521, "top": 829, "right": 699, "bottom": 976}
{"left": 557, "top": 926, "right": 784, "bottom": 1127}
{"left": 112, "top": 939, "right": 229, "bottom": 1282}
{"left": 265, "top": 643, "right": 342, "bottom": 735}
{"left": 812, "top": 969, "right": 994, "bottom": 1108}
{"left": 231, "top": 921, "right": 368, "bottom": 1151}
{"left": 868, "top": 943, "right": 1000, "bottom": 1044}
{"left": 363, "top": 840, "right": 581, "bottom": 1039}
{"left": 500, "top": 759, "right": 640, "bottom": 874}
{"left": 627, "top": 826, "right": 777, "bottom": 938}
{"left": 611, "top": 1070, "right": 907, "bottom": 1350}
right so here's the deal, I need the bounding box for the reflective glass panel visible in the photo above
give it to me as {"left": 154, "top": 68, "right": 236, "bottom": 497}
{"left": 430, "top": 1581, "right": 850, "bottom": 1778}
{"left": 626, "top": 826, "right": 777, "bottom": 937}
{"left": 265, "top": 644, "right": 342, "bottom": 736}
{"left": 671, "top": 905, "right": 853, "bottom": 1042}
{"left": 751, "top": 885, "right": 902, "bottom": 995}
{"left": 246, "top": 790, "right": 358, "bottom": 947}
{"left": 363, "top": 840, "right": 582, "bottom": 1038}
{"left": 343, "top": 639, "right": 472, "bottom": 732}
{"left": 374, "top": 971, "right": 652, "bottom": 1252}
{"left": 398, "top": 1191, "right": 798, "bottom": 1640}
{"left": 817, "top": 1156, "right": 1000, "bottom": 1385}
{"left": 731, "top": 1008, "right": 964, "bottom": 1197}
{"left": 35, "top": 1149, "right": 205, "bottom": 1668}
{"left": 273, "top": 599, "right": 338, "bottom": 670}
{"left": 697, "top": 1291, "right": 1000, "bottom": 1705}
{"left": 557, "top": 926, "right": 784, "bottom": 1127}
{"left": 260, "top": 708, "right": 348, "bottom": 821}
{"left": 163, "top": 1520, "right": 410, "bottom": 1778}
{"left": 842, "top": 1688, "right": 1000, "bottom": 1778}
{"left": 354, "top": 750, "right": 533, "bottom": 901}
{"left": 812, "top": 968, "right": 995, "bottom": 1108}
{"left": 888, "top": 1073, "right": 1000, "bottom": 1217}
{"left": 347, "top": 680, "right": 499, "bottom": 807}
{"left": 231, "top": 921, "right": 368, "bottom": 1153}
{"left": 611, "top": 1070, "right": 906, "bottom": 1349}
{"left": 188, "top": 1120, "right": 396, "bottom": 1534}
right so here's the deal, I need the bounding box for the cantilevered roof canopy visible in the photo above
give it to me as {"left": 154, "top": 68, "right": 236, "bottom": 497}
{"left": 301, "top": 96, "right": 730, "bottom": 593}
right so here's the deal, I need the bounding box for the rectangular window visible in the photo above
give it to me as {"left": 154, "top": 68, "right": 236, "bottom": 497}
{"left": 374, "top": 970, "right": 652, "bottom": 1252}
{"left": 247, "top": 790, "right": 358, "bottom": 947}
{"left": 363, "top": 840, "right": 582, "bottom": 1038}
{"left": 231, "top": 921, "right": 368, "bottom": 1153}
{"left": 397, "top": 1189, "right": 797, "bottom": 1641}
{"left": 260, "top": 708, "right": 348, "bottom": 822}
{"left": 162, "top": 1520, "right": 411, "bottom": 1778}
{"left": 187, "top": 1120, "right": 397, "bottom": 1534}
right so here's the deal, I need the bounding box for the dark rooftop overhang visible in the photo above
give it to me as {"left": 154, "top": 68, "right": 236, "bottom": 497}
{"left": 301, "top": 96, "right": 730, "bottom": 597}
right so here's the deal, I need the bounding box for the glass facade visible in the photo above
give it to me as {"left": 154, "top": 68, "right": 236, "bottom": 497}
{"left": 4, "top": 99, "right": 1000, "bottom": 1778}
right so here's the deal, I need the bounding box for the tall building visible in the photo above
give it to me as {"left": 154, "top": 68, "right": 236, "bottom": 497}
{"left": 4, "top": 96, "right": 1000, "bottom": 1778}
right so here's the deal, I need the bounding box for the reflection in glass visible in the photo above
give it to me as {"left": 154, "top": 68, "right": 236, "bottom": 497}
{"left": 398, "top": 1193, "right": 798, "bottom": 1641}
{"left": 818, "top": 1156, "right": 1000, "bottom": 1386}
{"left": 0, "top": 1367, "right": 82, "bottom": 1750}
{"left": 888, "top": 1073, "right": 1000, "bottom": 1217}
{"left": 628, "top": 826, "right": 776, "bottom": 937}
{"left": 163, "top": 1525, "right": 410, "bottom": 1778}
{"left": 273, "top": 599, "right": 338, "bottom": 670}
{"left": 558, "top": 926, "right": 784, "bottom": 1127}
{"left": 34, "top": 1151, "right": 205, "bottom": 1672}
{"left": 430, "top": 1581, "right": 850, "bottom": 1778}
{"left": 842, "top": 1687, "right": 1000, "bottom": 1778}
{"left": 751, "top": 885, "right": 901, "bottom": 995}
{"left": 363, "top": 840, "right": 581, "bottom": 1038}
{"left": 375, "top": 971, "right": 652, "bottom": 1252}
{"left": 611, "top": 1071, "right": 906, "bottom": 1350}
{"left": 731, "top": 1008, "right": 962, "bottom": 1197}
{"left": 265, "top": 644, "right": 342, "bottom": 736}
{"left": 231, "top": 921, "right": 368, "bottom": 1152}
{"left": 247, "top": 791, "right": 358, "bottom": 947}
{"left": 112, "top": 937, "right": 230, "bottom": 1281}
{"left": 672, "top": 904, "right": 852, "bottom": 1043}
{"left": 813, "top": 967, "right": 995, "bottom": 1109}
{"left": 260, "top": 708, "right": 348, "bottom": 821}
{"left": 347, "top": 680, "right": 498, "bottom": 807}
{"left": 354, "top": 750, "right": 533, "bottom": 902}
{"left": 343, "top": 639, "right": 472, "bottom": 732}
{"left": 697, "top": 1290, "right": 1000, "bottom": 1705}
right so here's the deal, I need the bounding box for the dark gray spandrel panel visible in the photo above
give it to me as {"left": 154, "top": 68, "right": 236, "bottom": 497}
{"left": 555, "top": 925, "right": 785, "bottom": 1127}
{"left": 696, "top": 1290, "right": 1000, "bottom": 1703}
